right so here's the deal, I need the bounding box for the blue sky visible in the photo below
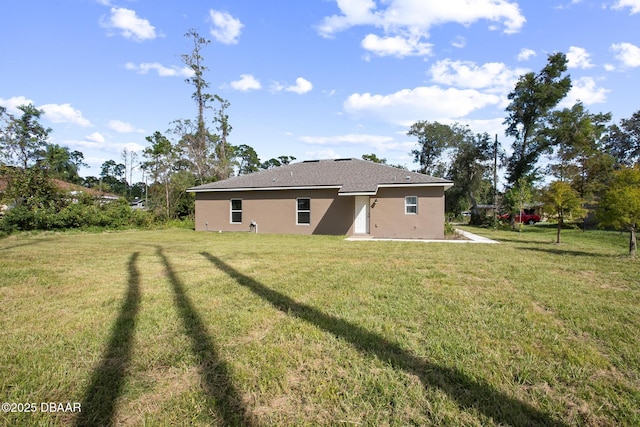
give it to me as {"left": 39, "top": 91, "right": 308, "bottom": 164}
{"left": 2, "top": 0, "right": 640, "bottom": 184}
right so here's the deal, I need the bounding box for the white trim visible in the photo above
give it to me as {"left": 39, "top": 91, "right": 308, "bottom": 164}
{"left": 354, "top": 196, "right": 370, "bottom": 234}
{"left": 187, "top": 185, "right": 342, "bottom": 193}
{"left": 405, "top": 196, "right": 418, "bottom": 215}
{"left": 296, "top": 197, "right": 311, "bottom": 225}
{"left": 188, "top": 182, "right": 453, "bottom": 194}
{"left": 377, "top": 183, "right": 453, "bottom": 190}
{"left": 230, "top": 198, "right": 242, "bottom": 223}
{"left": 338, "top": 191, "right": 377, "bottom": 196}
{"left": 338, "top": 182, "right": 453, "bottom": 196}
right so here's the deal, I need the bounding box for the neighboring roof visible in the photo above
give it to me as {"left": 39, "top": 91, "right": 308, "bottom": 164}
{"left": 187, "top": 158, "right": 453, "bottom": 195}
{"left": 0, "top": 174, "right": 119, "bottom": 199}
{"left": 51, "top": 179, "right": 120, "bottom": 199}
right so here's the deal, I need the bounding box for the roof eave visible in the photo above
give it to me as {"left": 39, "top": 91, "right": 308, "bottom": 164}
{"left": 377, "top": 182, "right": 454, "bottom": 190}
{"left": 188, "top": 181, "right": 454, "bottom": 194}
{"left": 187, "top": 185, "right": 342, "bottom": 193}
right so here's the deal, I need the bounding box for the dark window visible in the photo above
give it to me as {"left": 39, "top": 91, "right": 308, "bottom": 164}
{"left": 297, "top": 198, "right": 310, "bottom": 224}
{"left": 230, "top": 199, "right": 242, "bottom": 223}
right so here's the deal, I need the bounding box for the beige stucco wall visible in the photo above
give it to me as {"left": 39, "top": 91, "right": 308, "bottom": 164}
{"left": 368, "top": 186, "right": 446, "bottom": 239}
{"left": 193, "top": 185, "right": 446, "bottom": 239}
{"left": 194, "top": 189, "right": 354, "bottom": 235}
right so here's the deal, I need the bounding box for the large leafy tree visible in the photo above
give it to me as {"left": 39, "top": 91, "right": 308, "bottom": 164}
{"left": 39, "top": 143, "right": 87, "bottom": 184}
{"left": 234, "top": 144, "right": 261, "bottom": 175}
{"left": 445, "top": 129, "right": 495, "bottom": 222}
{"left": 605, "top": 110, "right": 640, "bottom": 167}
{"left": 504, "top": 52, "right": 572, "bottom": 184}
{"left": 597, "top": 166, "right": 640, "bottom": 257}
{"left": 0, "top": 104, "right": 51, "bottom": 169}
{"left": 542, "top": 181, "right": 586, "bottom": 244}
{"left": 260, "top": 155, "right": 296, "bottom": 169}
{"left": 0, "top": 104, "right": 57, "bottom": 210}
{"left": 98, "top": 159, "right": 128, "bottom": 195}
{"left": 409, "top": 121, "right": 465, "bottom": 176}
{"left": 142, "top": 131, "right": 178, "bottom": 218}
{"left": 544, "top": 103, "right": 613, "bottom": 200}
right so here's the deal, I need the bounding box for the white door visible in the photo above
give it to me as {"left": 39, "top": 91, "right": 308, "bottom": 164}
{"left": 354, "top": 196, "right": 370, "bottom": 234}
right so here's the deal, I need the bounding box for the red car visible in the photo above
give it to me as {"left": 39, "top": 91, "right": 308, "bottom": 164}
{"left": 499, "top": 211, "right": 541, "bottom": 225}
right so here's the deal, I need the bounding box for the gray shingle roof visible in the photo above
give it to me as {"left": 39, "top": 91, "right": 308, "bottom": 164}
{"left": 187, "top": 158, "right": 453, "bottom": 194}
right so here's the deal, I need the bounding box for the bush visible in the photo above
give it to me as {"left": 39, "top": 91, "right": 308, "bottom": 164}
{"left": 0, "top": 206, "right": 37, "bottom": 232}
{"left": 444, "top": 221, "right": 456, "bottom": 235}
{"left": 0, "top": 198, "right": 154, "bottom": 233}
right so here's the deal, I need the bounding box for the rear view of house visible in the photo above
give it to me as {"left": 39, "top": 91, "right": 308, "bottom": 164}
{"left": 187, "top": 158, "right": 453, "bottom": 239}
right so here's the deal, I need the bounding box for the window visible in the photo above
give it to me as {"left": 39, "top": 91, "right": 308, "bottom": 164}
{"left": 297, "top": 198, "right": 310, "bottom": 224}
{"left": 230, "top": 199, "right": 242, "bottom": 223}
{"left": 405, "top": 196, "right": 418, "bottom": 214}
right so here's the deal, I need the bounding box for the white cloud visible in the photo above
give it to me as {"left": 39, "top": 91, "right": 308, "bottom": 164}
{"left": 361, "top": 34, "right": 432, "bottom": 57}
{"left": 39, "top": 103, "right": 92, "bottom": 127}
{"left": 344, "top": 86, "right": 500, "bottom": 126}
{"left": 0, "top": 96, "right": 35, "bottom": 114}
{"left": 230, "top": 74, "right": 262, "bottom": 91}
{"left": 209, "top": 10, "right": 243, "bottom": 44}
{"left": 285, "top": 77, "right": 313, "bottom": 94}
{"left": 451, "top": 36, "right": 466, "bottom": 49}
{"left": 301, "top": 133, "right": 413, "bottom": 153}
{"left": 318, "top": 0, "right": 526, "bottom": 42}
{"left": 86, "top": 132, "right": 105, "bottom": 143}
{"left": 108, "top": 120, "right": 145, "bottom": 133}
{"left": 611, "top": 0, "right": 640, "bottom": 14}
{"left": 559, "top": 77, "right": 609, "bottom": 107}
{"left": 611, "top": 42, "right": 640, "bottom": 67}
{"left": 566, "top": 46, "right": 594, "bottom": 69}
{"left": 1, "top": 98, "right": 93, "bottom": 128}
{"left": 125, "top": 62, "right": 194, "bottom": 77}
{"left": 304, "top": 149, "right": 342, "bottom": 160}
{"left": 429, "top": 59, "right": 526, "bottom": 96}
{"left": 66, "top": 137, "right": 144, "bottom": 154}
{"left": 269, "top": 82, "right": 285, "bottom": 93}
{"left": 517, "top": 48, "right": 536, "bottom": 61}
{"left": 100, "top": 7, "right": 156, "bottom": 41}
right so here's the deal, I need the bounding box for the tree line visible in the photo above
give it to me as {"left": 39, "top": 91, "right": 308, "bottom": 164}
{"left": 1, "top": 45, "right": 638, "bottom": 255}
{"left": 0, "top": 29, "right": 295, "bottom": 231}
{"left": 408, "top": 52, "right": 638, "bottom": 255}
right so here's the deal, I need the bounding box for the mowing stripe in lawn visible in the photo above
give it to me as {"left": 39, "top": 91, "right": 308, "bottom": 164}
{"left": 201, "top": 252, "right": 567, "bottom": 427}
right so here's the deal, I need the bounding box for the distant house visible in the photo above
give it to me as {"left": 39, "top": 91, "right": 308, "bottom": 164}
{"left": 129, "top": 198, "right": 146, "bottom": 210}
{"left": 187, "top": 158, "right": 453, "bottom": 239}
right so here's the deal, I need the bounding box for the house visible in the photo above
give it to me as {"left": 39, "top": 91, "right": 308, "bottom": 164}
{"left": 187, "top": 158, "right": 453, "bottom": 239}
{"left": 129, "top": 198, "right": 146, "bottom": 210}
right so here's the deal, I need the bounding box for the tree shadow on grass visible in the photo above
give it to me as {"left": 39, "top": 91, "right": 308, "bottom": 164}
{"left": 156, "top": 247, "right": 253, "bottom": 427}
{"left": 201, "top": 252, "right": 567, "bottom": 427}
{"left": 75, "top": 252, "right": 141, "bottom": 426}
{"left": 0, "top": 238, "right": 51, "bottom": 251}
{"left": 516, "top": 246, "right": 607, "bottom": 257}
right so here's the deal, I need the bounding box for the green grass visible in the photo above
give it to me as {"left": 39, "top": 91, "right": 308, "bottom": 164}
{"left": 0, "top": 226, "right": 638, "bottom": 426}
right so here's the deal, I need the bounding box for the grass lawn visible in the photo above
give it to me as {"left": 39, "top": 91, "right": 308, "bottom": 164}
{"left": 0, "top": 226, "right": 638, "bottom": 426}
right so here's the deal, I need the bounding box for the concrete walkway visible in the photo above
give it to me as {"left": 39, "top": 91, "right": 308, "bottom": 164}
{"left": 345, "top": 229, "right": 499, "bottom": 244}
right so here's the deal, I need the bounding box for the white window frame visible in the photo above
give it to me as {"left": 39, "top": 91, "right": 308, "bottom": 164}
{"left": 230, "top": 199, "right": 242, "bottom": 224}
{"left": 405, "top": 196, "right": 418, "bottom": 215}
{"left": 296, "top": 198, "right": 311, "bottom": 225}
